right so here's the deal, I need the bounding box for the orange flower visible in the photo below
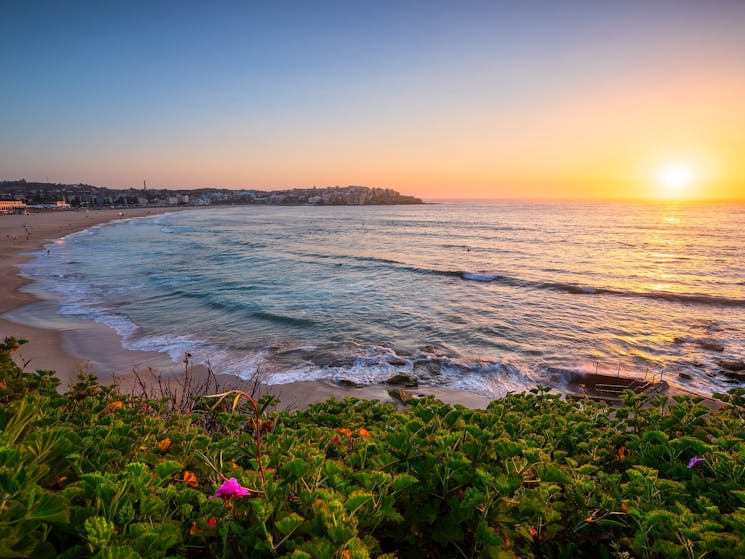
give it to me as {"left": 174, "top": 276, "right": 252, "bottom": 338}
{"left": 358, "top": 428, "right": 371, "bottom": 438}
{"left": 617, "top": 446, "right": 627, "bottom": 462}
{"left": 183, "top": 470, "right": 199, "bottom": 488}
{"left": 158, "top": 438, "right": 172, "bottom": 453}
{"left": 530, "top": 526, "right": 538, "bottom": 537}
{"left": 341, "top": 550, "right": 352, "bottom": 559}
{"left": 336, "top": 427, "right": 353, "bottom": 438}
{"left": 101, "top": 400, "right": 124, "bottom": 416}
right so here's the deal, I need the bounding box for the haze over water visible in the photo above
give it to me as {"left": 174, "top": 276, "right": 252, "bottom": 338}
{"left": 23, "top": 201, "right": 745, "bottom": 398}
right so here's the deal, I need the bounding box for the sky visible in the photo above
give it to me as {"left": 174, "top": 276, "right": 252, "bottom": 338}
{"left": 2, "top": 0, "right": 744, "bottom": 200}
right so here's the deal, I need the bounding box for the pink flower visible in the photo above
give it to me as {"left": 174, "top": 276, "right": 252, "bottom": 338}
{"left": 211, "top": 478, "right": 251, "bottom": 500}
{"left": 687, "top": 456, "right": 706, "bottom": 469}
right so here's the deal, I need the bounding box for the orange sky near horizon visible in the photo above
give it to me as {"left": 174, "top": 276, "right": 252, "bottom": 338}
{"left": 146, "top": 73, "right": 745, "bottom": 200}
{"left": 60, "top": 63, "right": 745, "bottom": 201}
{"left": 3, "top": 3, "right": 745, "bottom": 201}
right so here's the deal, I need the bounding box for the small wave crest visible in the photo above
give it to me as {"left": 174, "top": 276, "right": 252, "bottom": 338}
{"left": 461, "top": 272, "right": 501, "bottom": 282}
{"left": 283, "top": 253, "right": 743, "bottom": 308}
{"left": 638, "top": 291, "right": 745, "bottom": 307}
{"left": 159, "top": 225, "right": 197, "bottom": 234}
{"left": 455, "top": 271, "right": 744, "bottom": 307}
{"left": 539, "top": 281, "right": 599, "bottom": 295}
{"left": 252, "top": 311, "right": 316, "bottom": 327}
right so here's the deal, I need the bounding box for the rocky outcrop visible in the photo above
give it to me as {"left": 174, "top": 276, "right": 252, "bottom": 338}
{"left": 387, "top": 388, "right": 423, "bottom": 404}
{"left": 385, "top": 373, "right": 419, "bottom": 387}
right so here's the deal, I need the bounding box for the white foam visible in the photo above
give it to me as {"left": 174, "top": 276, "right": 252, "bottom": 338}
{"left": 127, "top": 333, "right": 207, "bottom": 362}
{"left": 262, "top": 364, "right": 331, "bottom": 385}
{"left": 462, "top": 272, "right": 500, "bottom": 282}
{"left": 259, "top": 344, "right": 412, "bottom": 386}
{"left": 91, "top": 312, "right": 140, "bottom": 338}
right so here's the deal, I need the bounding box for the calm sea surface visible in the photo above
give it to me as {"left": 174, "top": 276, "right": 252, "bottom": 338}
{"left": 22, "top": 201, "right": 745, "bottom": 397}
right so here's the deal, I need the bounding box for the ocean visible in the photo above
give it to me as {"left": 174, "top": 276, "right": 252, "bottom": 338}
{"left": 20, "top": 201, "right": 745, "bottom": 398}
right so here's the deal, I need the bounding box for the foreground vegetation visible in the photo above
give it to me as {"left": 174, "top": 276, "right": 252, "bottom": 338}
{"left": 2, "top": 337, "right": 745, "bottom": 558}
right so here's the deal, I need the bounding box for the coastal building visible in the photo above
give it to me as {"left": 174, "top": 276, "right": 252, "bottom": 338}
{"left": 0, "top": 200, "right": 27, "bottom": 214}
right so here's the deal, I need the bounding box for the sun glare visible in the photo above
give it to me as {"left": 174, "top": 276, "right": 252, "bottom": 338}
{"left": 656, "top": 164, "right": 696, "bottom": 198}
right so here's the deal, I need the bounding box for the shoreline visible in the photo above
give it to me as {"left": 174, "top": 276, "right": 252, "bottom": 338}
{"left": 0, "top": 207, "right": 719, "bottom": 411}
{"left": 0, "top": 207, "right": 494, "bottom": 409}
{"left": 0, "top": 208, "right": 199, "bottom": 385}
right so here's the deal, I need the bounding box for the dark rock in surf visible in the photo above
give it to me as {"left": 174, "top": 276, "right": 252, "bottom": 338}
{"left": 336, "top": 379, "right": 362, "bottom": 387}
{"left": 678, "top": 372, "right": 693, "bottom": 381}
{"left": 718, "top": 359, "right": 745, "bottom": 372}
{"left": 721, "top": 371, "right": 745, "bottom": 382}
{"left": 697, "top": 340, "right": 724, "bottom": 352}
{"left": 312, "top": 351, "right": 355, "bottom": 368}
{"left": 389, "top": 358, "right": 408, "bottom": 366}
{"left": 386, "top": 373, "right": 418, "bottom": 387}
{"left": 414, "top": 359, "right": 442, "bottom": 376}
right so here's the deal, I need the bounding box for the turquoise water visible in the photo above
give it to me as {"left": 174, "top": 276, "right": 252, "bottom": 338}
{"left": 22, "top": 201, "right": 745, "bottom": 397}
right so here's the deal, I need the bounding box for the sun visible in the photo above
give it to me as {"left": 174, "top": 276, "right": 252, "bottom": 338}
{"left": 656, "top": 163, "right": 696, "bottom": 198}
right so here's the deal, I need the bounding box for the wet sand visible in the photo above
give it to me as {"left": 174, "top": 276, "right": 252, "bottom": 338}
{"left": 0, "top": 207, "right": 493, "bottom": 410}
{"left": 0, "top": 209, "right": 189, "bottom": 381}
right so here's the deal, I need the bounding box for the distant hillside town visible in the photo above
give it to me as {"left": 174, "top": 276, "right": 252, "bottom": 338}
{"left": 0, "top": 180, "right": 423, "bottom": 212}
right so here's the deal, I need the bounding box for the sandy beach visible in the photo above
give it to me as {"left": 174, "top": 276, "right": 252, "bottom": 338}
{"left": 0, "top": 207, "right": 493, "bottom": 410}
{"left": 0, "top": 208, "right": 195, "bottom": 383}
